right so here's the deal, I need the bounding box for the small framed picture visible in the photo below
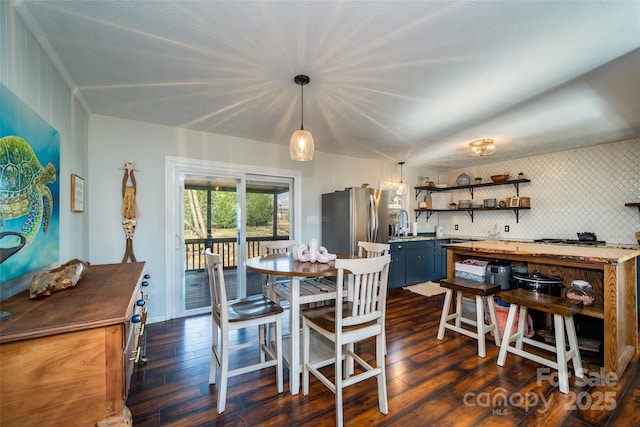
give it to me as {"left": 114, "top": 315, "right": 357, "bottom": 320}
{"left": 71, "top": 174, "right": 84, "bottom": 212}
{"left": 509, "top": 196, "right": 520, "bottom": 208}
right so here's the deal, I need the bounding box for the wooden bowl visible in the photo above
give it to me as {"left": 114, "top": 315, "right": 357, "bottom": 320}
{"left": 490, "top": 174, "right": 509, "bottom": 182}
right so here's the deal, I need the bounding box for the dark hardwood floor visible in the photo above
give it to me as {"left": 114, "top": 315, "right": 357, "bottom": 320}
{"left": 127, "top": 288, "right": 640, "bottom": 426}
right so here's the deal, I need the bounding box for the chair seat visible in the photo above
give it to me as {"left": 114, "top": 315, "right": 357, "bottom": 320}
{"left": 302, "top": 302, "right": 379, "bottom": 333}
{"left": 227, "top": 295, "right": 283, "bottom": 322}
{"left": 439, "top": 277, "right": 501, "bottom": 296}
{"left": 273, "top": 277, "right": 338, "bottom": 304}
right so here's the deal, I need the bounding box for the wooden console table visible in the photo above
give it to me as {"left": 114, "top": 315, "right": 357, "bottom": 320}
{"left": 0, "top": 262, "right": 148, "bottom": 427}
{"left": 442, "top": 241, "right": 639, "bottom": 379}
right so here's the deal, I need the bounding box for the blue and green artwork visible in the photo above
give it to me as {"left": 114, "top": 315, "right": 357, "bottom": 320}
{"left": 0, "top": 84, "right": 60, "bottom": 282}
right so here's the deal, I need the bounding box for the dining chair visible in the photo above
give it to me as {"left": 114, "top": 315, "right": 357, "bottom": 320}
{"left": 356, "top": 241, "right": 391, "bottom": 355}
{"left": 357, "top": 241, "right": 390, "bottom": 258}
{"left": 259, "top": 240, "right": 296, "bottom": 300}
{"left": 205, "top": 249, "right": 283, "bottom": 413}
{"left": 301, "top": 254, "right": 391, "bottom": 427}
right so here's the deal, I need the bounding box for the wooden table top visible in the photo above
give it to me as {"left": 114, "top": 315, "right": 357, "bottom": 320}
{"left": 245, "top": 253, "right": 358, "bottom": 277}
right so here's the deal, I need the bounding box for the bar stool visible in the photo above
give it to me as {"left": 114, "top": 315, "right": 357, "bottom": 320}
{"left": 497, "top": 288, "right": 584, "bottom": 394}
{"left": 437, "top": 277, "right": 502, "bottom": 357}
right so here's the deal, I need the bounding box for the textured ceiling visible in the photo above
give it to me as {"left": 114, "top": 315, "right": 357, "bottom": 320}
{"left": 15, "top": 0, "right": 640, "bottom": 169}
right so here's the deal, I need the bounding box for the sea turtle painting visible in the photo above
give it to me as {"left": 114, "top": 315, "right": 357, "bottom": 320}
{"left": 0, "top": 135, "right": 57, "bottom": 247}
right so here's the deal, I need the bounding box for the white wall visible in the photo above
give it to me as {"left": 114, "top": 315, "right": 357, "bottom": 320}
{"left": 436, "top": 139, "right": 640, "bottom": 245}
{"left": 88, "top": 115, "right": 435, "bottom": 321}
{"left": 0, "top": 3, "right": 89, "bottom": 298}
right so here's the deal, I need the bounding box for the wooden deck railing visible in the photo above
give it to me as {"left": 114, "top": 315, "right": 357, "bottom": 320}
{"left": 185, "top": 236, "right": 290, "bottom": 271}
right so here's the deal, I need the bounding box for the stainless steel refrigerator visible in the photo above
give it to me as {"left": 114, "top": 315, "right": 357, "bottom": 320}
{"left": 321, "top": 187, "right": 390, "bottom": 255}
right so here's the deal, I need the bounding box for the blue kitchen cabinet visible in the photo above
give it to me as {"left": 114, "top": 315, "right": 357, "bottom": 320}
{"left": 388, "top": 242, "right": 406, "bottom": 289}
{"left": 404, "top": 240, "right": 435, "bottom": 286}
{"left": 434, "top": 239, "right": 450, "bottom": 280}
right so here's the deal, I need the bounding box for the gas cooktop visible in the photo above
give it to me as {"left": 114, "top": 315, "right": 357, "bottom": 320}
{"left": 534, "top": 238, "right": 606, "bottom": 246}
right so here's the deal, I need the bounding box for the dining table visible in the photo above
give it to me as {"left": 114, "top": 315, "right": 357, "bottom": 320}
{"left": 245, "top": 253, "right": 357, "bottom": 394}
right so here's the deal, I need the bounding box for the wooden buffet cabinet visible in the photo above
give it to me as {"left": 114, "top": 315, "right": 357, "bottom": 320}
{"left": 0, "top": 262, "right": 148, "bottom": 427}
{"left": 443, "top": 241, "right": 639, "bottom": 380}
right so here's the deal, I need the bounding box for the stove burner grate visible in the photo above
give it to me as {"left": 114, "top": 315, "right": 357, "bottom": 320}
{"left": 534, "top": 238, "right": 606, "bottom": 246}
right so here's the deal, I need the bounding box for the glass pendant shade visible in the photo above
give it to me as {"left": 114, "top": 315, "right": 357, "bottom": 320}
{"left": 290, "top": 128, "right": 314, "bottom": 161}
{"left": 468, "top": 139, "right": 496, "bottom": 156}
{"left": 290, "top": 74, "right": 314, "bottom": 161}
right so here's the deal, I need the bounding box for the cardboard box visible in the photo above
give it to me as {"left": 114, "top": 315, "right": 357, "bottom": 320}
{"left": 455, "top": 259, "right": 489, "bottom": 282}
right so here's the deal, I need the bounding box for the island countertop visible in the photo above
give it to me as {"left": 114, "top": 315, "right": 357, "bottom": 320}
{"left": 443, "top": 240, "right": 638, "bottom": 380}
{"left": 442, "top": 240, "right": 640, "bottom": 265}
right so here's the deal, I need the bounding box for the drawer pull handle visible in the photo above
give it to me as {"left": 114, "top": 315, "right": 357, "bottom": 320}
{"left": 144, "top": 274, "right": 150, "bottom": 279}
{"left": 132, "top": 314, "right": 142, "bottom": 323}
{"left": 136, "top": 299, "right": 145, "bottom": 307}
{"left": 141, "top": 281, "right": 149, "bottom": 287}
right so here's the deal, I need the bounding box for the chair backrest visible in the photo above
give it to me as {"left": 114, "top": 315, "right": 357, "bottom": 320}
{"left": 205, "top": 249, "right": 228, "bottom": 322}
{"left": 259, "top": 240, "right": 296, "bottom": 256}
{"left": 357, "top": 241, "right": 390, "bottom": 258}
{"left": 335, "top": 254, "right": 391, "bottom": 327}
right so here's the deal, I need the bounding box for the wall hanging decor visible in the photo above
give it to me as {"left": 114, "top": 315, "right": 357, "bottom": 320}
{"left": 121, "top": 161, "right": 140, "bottom": 263}
{"left": 70, "top": 174, "right": 84, "bottom": 212}
{"left": 0, "top": 84, "right": 60, "bottom": 281}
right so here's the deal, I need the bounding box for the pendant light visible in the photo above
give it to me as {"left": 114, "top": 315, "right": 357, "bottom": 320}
{"left": 290, "top": 75, "right": 314, "bottom": 161}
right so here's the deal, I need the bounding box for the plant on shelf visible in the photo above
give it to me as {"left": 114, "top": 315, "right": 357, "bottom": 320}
{"left": 474, "top": 177, "right": 482, "bottom": 184}
{"left": 518, "top": 172, "right": 525, "bottom": 179}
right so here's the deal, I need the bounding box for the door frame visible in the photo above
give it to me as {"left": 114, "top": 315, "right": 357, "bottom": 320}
{"left": 165, "top": 156, "right": 302, "bottom": 320}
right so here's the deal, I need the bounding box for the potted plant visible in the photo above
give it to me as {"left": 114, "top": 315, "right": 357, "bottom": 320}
{"left": 474, "top": 177, "right": 482, "bottom": 184}
{"left": 518, "top": 172, "right": 525, "bottom": 179}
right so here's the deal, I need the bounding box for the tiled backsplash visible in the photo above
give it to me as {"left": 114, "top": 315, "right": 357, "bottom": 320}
{"left": 433, "top": 139, "right": 640, "bottom": 245}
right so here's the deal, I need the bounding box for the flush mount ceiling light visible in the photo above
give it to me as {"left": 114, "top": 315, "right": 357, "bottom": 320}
{"left": 290, "top": 75, "right": 314, "bottom": 161}
{"left": 468, "top": 139, "right": 496, "bottom": 156}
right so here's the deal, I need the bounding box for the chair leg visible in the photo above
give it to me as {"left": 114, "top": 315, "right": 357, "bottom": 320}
{"left": 302, "top": 319, "right": 310, "bottom": 396}
{"left": 209, "top": 323, "right": 219, "bottom": 385}
{"left": 497, "top": 303, "right": 519, "bottom": 366}
{"left": 335, "top": 339, "right": 344, "bottom": 427}
{"left": 259, "top": 324, "right": 266, "bottom": 363}
{"left": 475, "top": 295, "right": 487, "bottom": 357}
{"left": 437, "top": 289, "right": 454, "bottom": 340}
{"left": 376, "top": 332, "right": 389, "bottom": 415}
{"left": 275, "top": 315, "right": 283, "bottom": 393}
{"left": 217, "top": 330, "right": 230, "bottom": 413}
{"left": 565, "top": 316, "right": 584, "bottom": 379}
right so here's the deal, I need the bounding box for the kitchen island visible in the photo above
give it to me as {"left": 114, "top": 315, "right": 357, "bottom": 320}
{"left": 442, "top": 240, "right": 639, "bottom": 379}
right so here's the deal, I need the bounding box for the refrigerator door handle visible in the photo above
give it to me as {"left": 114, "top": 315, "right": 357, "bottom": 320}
{"left": 369, "top": 194, "right": 378, "bottom": 242}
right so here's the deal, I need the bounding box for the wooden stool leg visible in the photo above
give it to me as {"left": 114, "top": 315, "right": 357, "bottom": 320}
{"left": 475, "top": 295, "right": 487, "bottom": 357}
{"left": 437, "top": 289, "right": 454, "bottom": 340}
{"left": 486, "top": 296, "right": 501, "bottom": 347}
{"left": 454, "top": 292, "right": 463, "bottom": 328}
{"left": 553, "top": 314, "right": 570, "bottom": 394}
{"left": 565, "top": 316, "right": 584, "bottom": 379}
{"left": 497, "top": 303, "right": 519, "bottom": 366}
{"left": 515, "top": 306, "right": 527, "bottom": 350}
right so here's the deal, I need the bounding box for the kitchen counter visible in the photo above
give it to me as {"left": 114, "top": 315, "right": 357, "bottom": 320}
{"left": 442, "top": 241, "right": 639, "bottom": 379}
{"left": 443, "top": 240, "right": 640, "bottom": 264}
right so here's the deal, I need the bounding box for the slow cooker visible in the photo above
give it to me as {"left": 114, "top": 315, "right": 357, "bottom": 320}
{"left": 512, "top": 271, "right": 563, "bottom": 296}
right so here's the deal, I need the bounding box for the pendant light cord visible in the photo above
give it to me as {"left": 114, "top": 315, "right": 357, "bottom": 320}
{"left": 299, "top": 82, "right": 305, "bottom": 131}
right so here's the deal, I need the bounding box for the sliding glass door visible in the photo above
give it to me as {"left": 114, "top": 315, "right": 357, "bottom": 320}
{"left": 166, "top": 157, "right": 300, "bottom": 319}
